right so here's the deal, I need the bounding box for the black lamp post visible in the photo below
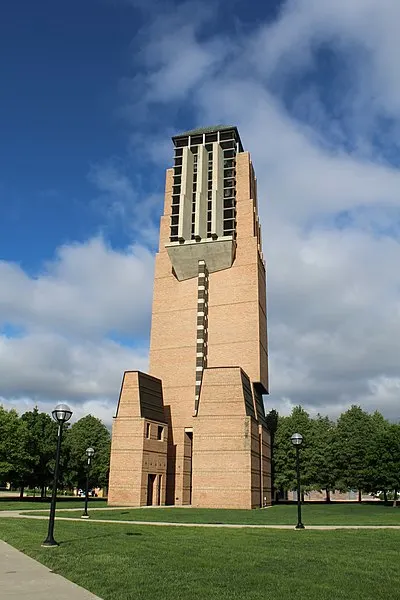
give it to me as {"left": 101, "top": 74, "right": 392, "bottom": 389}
{"left": 42, "top": 404, "right": 73, "bottom": 547}
{"left": 81, "top": 447, "right": 95, "bottom": 519}
{"left": 291, "top": 432, "right": 305, "bottom": 529}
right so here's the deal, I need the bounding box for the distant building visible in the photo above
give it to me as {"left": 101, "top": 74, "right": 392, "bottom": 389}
{"left": 108, "top": 126, "right": 271, "bottom": 509}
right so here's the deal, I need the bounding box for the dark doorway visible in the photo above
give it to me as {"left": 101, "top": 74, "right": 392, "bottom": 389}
{"left": 147, "top": 474, "right": 156, "bottom": 506}
{"left": 164, "top": 406, "right": 176, "bottom": 505}
{"left": 184, "top": 431, "right": 193, "bottom": 505}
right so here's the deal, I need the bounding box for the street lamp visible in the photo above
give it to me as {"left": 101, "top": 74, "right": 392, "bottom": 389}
{"left": 291, "top": 432, "right": 305, "bottom": 530}
{"left": 42, "top": 404, "right": 73, "bottom": 547}
{"left": 81, "top": 447, "right": 95, "bottom": 519}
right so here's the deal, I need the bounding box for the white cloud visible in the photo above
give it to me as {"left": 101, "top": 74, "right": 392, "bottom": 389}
{"left": 0, "top": 237, "right": 154, "bottom": 338}
{"left": 0, "top": 238, "right": 152, "bottom": 425}
{"left": 248, "top": 0, "right": 400, "bottom": 132}
{"left": 0, "top": 333, "right": 146, "bottom": 399}
{"left": 89, "top": 163, "right": 163, "bottom": 246}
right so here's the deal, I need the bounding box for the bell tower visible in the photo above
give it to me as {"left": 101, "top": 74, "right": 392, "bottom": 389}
{"left": 109, "top": 126, "right": 271, "bottom": 509}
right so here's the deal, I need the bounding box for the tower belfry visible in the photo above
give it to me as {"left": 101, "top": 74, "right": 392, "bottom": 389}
{"left": 108, "top": 125, "right": 271, "bottom": 509}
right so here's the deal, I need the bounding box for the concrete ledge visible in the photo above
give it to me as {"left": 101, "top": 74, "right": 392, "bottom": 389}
{"left": 166, "top": 238, "right": 236, "bottom": 280}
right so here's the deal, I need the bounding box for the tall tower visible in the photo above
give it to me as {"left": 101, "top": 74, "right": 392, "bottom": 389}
{"left": 108, "top": 126, "right": 271, "bottom": 509}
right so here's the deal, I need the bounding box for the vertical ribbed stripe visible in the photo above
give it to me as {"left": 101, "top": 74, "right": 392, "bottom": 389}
{"left": 194, "top": 259, "right": 209, "bottom": 414}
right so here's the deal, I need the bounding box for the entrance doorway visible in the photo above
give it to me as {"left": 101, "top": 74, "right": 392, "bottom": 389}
{"left": 147, "top": 474, "right": 156, "bottom": 506}
{"left": 184, "top": 431, "right": 193, "bottom": 505}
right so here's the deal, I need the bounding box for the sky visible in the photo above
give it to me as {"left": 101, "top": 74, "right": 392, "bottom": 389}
{"left": 1, "top": 0, "right": 400, "bottom": 425}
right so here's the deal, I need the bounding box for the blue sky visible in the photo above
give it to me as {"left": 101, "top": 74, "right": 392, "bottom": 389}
{"left": 2, "top": 0, "right": 400, "bottom": 423}
{"left": 0, "top": 0, "right": 281, "bottom": 269}
{"left": 1, "top": 0, "right": 141, "bottom": 266}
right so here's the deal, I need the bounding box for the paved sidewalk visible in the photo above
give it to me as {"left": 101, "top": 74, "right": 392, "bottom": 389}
{"left": 2, "top": 511, "right": 400, "bottom": 529}
{"left": 0, "top": 541, "right": 103, "bottom": 599}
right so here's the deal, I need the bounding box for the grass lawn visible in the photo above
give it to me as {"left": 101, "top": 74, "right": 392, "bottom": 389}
{"left": 53, "top": 503, "right": 400, "bottom": 525}
{"left": 1, "top": 517, "right": 399, "bottom": 600}
{"left": 0, "top": 499, "right": 107, "bottom": 511}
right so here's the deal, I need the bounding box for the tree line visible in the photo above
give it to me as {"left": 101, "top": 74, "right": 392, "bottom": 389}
{"left": 268, "top": 405, "right": 400, "bottom": 504}
{"left": 0, "top": 406, "right": 111, "bottom": 497}
{"left": 2, "top": 403, "right": 399, "bottom": 504}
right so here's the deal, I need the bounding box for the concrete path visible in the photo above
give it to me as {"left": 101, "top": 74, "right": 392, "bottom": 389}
{"left": 0, "top": 540, "right": 103, "bottom": 599}
{"left": 1, "top": 510, "right": 400, "bottom": 529}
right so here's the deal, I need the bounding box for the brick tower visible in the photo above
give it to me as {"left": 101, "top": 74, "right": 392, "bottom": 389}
{"left": 108, "top": 126, "right": 271, "bottom": 509}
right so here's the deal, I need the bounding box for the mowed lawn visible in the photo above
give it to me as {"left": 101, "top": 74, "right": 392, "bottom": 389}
{"left": 53, "top": 503, "right": 400, "bottom": 525}
{"left": 1, "top": 517, "right": 399, "bottom": 600}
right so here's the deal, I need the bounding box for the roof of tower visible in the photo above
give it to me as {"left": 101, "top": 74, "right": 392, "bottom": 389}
{"left": 172, "top": 125, "right": 244, "bottom": 151}
{"left": 176, "top": 125, "right": 236, "bottom": 136}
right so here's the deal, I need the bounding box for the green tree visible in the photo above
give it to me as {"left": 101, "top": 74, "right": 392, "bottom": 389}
{"left": 384, "top": 424, "right": 400, "bottom": 506}
{"left": 65, "top": 415, "right": 111, "bottom": 491}
{"left": 20, "top": 407, "right": 59, "bottom": 497}
{"left": 0, "top": 407, "right": 30, "bottom": 489}
{"left": 308, "top": 415, "right": 336, "bottom": 501}
{"left": 364, "top": 411, "right": 390, "bottom": 499}
{"left": 366, "top": 422, "right": 400, "bottom": 506}
{"left": 332, "top": 405, "right": 375, "bottom": 501}
{"left": 274, "top": 406, "right": 313, "bottom": 497}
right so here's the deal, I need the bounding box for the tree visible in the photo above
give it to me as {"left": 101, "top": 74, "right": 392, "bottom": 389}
{"left": 366, "top": 423, "right": 400, "bottom": 506}
{"left": 384, "top": 425, "right": 400, "bottom": 506}
{"left": 0, "top": 407, "right": 30, "bottom": 489}
{"left": 65, "top": 415, "right": 111, "bottom": 491}
{"left": 273, "top": 406, "right": 313, "bottom": 497}
{"left": 20, "top": 407, "right": 59, "bottom": 497}
{"left": 364, "top": 411, "right": 390, "bottom": 499}
{"left": 332, "top": 405, "right": 375, "bottom": 501}
{"left": 307, "top": 415, "right": 336, "bottom": 501}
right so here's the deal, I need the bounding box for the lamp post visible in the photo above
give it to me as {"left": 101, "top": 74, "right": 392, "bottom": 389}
{"left": 81, "top": 447, "right": 95, "bottom": 519}
{"left": 291, "top": 432, "right": 305, "bottom": 529}
{"left": 42, "top": 404, "right": 73, "bottom": 547}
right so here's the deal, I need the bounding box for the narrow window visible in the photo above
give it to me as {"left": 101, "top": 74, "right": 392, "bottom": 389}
{"left": 191, "top": 135, "right": 203, "bottom": 145}
{"left": 220, "top": 130, "right": 235, "bottom": 141}
{"left": 175, "top": 137, "right": 188, "bottom": 148}
{"left": 157, "top": 426, "right": 164, "bottom": 441}
{"left": 146, "top": 423, "right": 151, "bottom": 438}
{"left": 205, "top": 133, "right": 218, "bottom": 143}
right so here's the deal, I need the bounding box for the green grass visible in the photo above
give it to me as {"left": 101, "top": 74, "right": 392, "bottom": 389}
{"left": 0, "top": 499, "right": 107, "bottom": 511}
{"left": 53, "top": 503, "right": 400, "bottom": 525}
{"left": 1, "top": 517, "right": 399, "bottom": 599}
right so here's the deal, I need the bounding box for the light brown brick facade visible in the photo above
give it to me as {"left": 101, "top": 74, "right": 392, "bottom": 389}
{"left": 108, "top": 372, "right": 168, "bottom": 506}
{"left": 108, "top": 126, "right": 271, "bottom": 508}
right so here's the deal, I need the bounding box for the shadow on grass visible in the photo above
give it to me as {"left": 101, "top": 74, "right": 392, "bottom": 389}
{"left": 59, "top": 530, "right": 143, "bottom": 546}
